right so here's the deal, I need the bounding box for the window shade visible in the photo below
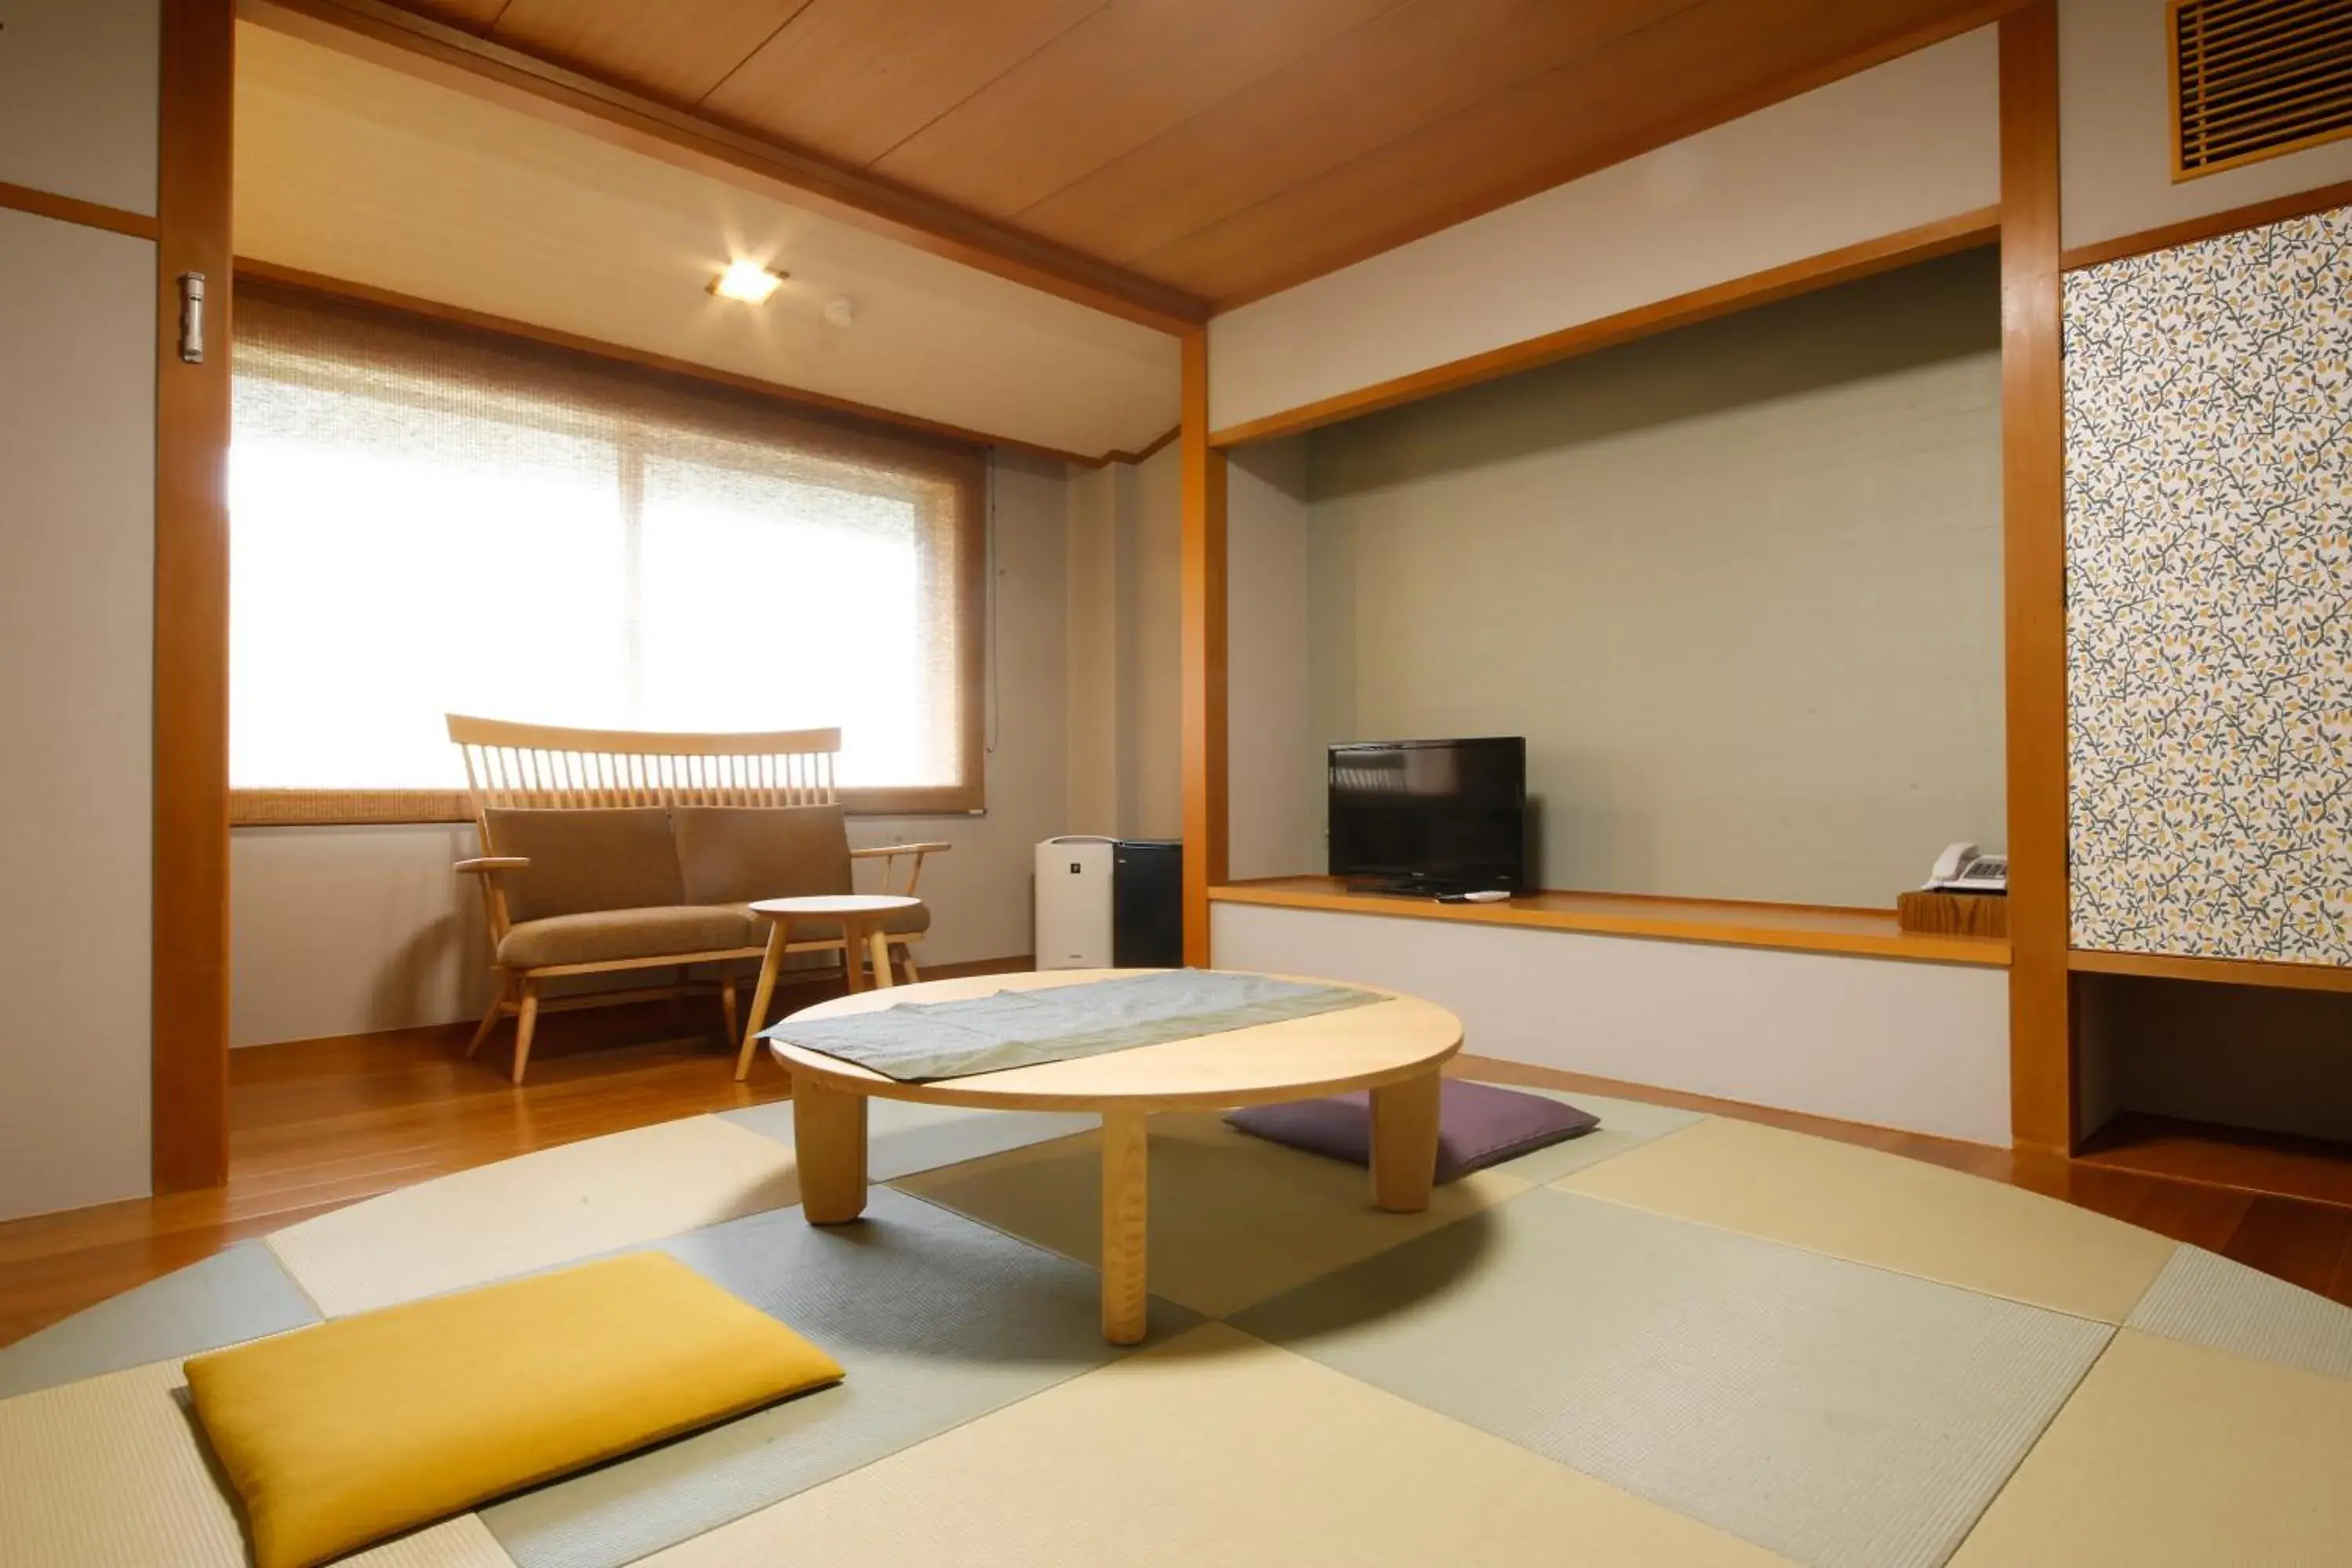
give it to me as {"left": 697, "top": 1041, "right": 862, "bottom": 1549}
{"left": 230, "top": 281, "right": 986, "bottom": 816}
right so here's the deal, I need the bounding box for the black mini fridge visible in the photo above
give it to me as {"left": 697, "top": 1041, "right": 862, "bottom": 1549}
{"left": 1112, "top": 839, "right": 1184, "bottom": 968}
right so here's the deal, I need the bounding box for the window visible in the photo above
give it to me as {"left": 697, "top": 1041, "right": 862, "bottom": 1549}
{"left": 228, "top": 281, "right": 985, "bottom": 822}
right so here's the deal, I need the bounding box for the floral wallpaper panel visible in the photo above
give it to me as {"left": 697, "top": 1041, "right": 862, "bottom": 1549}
{"left": 2065, "top": 203, "right": 2352, "bottom": 964}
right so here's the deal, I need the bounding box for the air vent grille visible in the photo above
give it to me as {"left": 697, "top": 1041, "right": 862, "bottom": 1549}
{"left": 2173, "top": 0, "right": 2352, "bottom": 179}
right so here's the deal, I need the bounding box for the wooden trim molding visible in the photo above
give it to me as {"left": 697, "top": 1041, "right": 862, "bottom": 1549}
{"left": 2070, "top": 947, "right": 2352, "bottom": 996}
{"left": 1210, "top": 879, "right": 2012, "bottom": 968}
{"left": 1099, "top": 425, "right": 1181, "bottom": 467}
{"left": 1178, "top": 330, "right": 1229, "bottom": 966}
{"left": 1999, "top": 1, "right": 2072, "bottom": 1156}
{"left": 232, "top": 258, "right": 1104, "bottom": 466}
{"left": 154, "top": 0, "right": 237, "bottom": 1192}
{"left": 228, "top": 787, "right": 987, "bottom": 826}
{"left": 1209, "top": 207, "right": 2003, "bottom": 448}
{"left": 0, "top": 180, "right": 158, "bottom": 241}
{"left": 2060, "top": 176, "right": 2352, "bottom": 270}
{"left": 235, "top": 0, "right": 1207, "bottom": 336}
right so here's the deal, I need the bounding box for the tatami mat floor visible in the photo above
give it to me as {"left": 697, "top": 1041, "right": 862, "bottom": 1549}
{"left": 4, "top": 1078, "right": 2350, "bottom": 1566}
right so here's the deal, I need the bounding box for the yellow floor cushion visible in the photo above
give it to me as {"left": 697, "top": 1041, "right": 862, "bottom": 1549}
{"left": 184, "top": 1252, "right": 843, "bottom": 1568}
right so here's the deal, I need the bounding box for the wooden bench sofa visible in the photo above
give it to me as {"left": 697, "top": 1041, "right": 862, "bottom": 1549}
{"left": 447, "top": 715, "right": 947, "bottom": 1083}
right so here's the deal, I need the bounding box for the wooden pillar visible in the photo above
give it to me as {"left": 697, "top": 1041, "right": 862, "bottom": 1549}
{"left": 1999, "top": 0, "right": 2072, "bottom": 1154}
{"left": 1178, "top": 328, "right": 1229, "bottom": 966}
{"left": 153, "top": 0, "right": 237, "bottom": 1190}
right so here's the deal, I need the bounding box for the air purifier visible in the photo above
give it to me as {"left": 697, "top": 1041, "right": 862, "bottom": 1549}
{"left": 1035, "top": 836, "right": 1116, "bottom": 968}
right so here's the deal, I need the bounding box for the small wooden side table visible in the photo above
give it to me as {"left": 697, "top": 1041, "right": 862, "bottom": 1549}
{"left": 734, "top": 894, "right": 921, "bottom": 1081}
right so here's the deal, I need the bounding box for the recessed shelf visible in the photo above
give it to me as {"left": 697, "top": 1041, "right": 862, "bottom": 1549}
{"left": 2069, "top": 948, "right": 2352, "bottom": 994}
{"left": 1208, "top": 876, "right": 2009, "bottom": 967}
{"left": 2078, "top": 1113, "right": 2352, "bottom": 1211}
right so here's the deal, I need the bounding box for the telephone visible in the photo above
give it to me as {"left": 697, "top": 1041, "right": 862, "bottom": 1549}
{"left": 1927, "top": 842, "right": 2008, "bottom": 894}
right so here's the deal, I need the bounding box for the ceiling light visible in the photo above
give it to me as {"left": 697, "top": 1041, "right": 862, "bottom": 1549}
{"left": 710, "top": 261, "right": 786, "bottom": 304}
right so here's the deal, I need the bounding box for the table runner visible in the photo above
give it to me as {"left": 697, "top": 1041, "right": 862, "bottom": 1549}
{"left": 762, "top": 970, "right": 1381, "bottom": 1083}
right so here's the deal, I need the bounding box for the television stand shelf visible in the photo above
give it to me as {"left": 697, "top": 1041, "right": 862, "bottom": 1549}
{"left": 1207, "top": 877, "right": 2010, "bottom": 968}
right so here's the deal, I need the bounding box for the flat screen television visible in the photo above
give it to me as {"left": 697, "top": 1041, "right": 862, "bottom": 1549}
{"left": 1327, "top": 737, "right": 1528, "bottom": 895}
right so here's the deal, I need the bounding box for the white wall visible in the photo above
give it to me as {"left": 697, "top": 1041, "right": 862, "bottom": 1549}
{"left": 0, "top": 1, "right": 160, "bottom": 1221}
{"left": 0, "top": 0, "right": 159, "bottom": 216}
{"left": 1062, "top": 441, "right": 1183, "bottom": 841}
{"left": 1127, "top": 444, "right": 1183, "bottom": 839}
{"left": 230, "top": 822, "right": 490, "bottom": 1047}
{"left": 2060, "top": 0, "right": 2352, "bottom": 251}
{"left": 1214, "top": 902, "right": 2012, "bottom": 1145}
{"left": 1300, "top": 252, "right": 2005, "bottom": 908}
{"left": 1207, "top": 27, "right": 1998, "bottom": 432}
{"left": 229, "top": 451, "right": 1076, "bottom": 1046}
{"left": 1064, "top": 459, "right": 1131, "bottom": 836}
{"left": 1225, "top": 437, "right": 1318, "bottom": 880}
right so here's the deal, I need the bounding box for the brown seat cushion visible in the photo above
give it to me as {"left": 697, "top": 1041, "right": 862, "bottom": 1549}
{"left": 484, "top": 808, "right": 685, "bottom": 923}
{"left": 760, "top": 902, "right": 932, "bottom": 945}
{"left": 672, "top": 805, "right": 853, "bottom": 907}
{"left": 498, "top": 906, "right": 764, "bottom": 971}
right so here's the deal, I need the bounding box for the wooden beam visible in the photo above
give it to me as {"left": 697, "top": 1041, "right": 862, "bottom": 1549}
{"left": 0, "top": 180, "right": 158, "bottom": 241}
{"left": 233, "top": 258, "right": 1105, "bottom": 466}
{"left": 2070, "top": 948, "right": 2352, "bottom": 996}
{"left": 1178, "top": 330, "right": 1229, "bottom": 965}
{"left": 1999, "top": 1, "right": 2071, "bottom": 1156}
{"left": 1209, "top": 207, "right": 2003, "bottom": 448}
{"left": 2060, "top": 175, "right": 2352, "bottom": 271}
{"left": 235, "top": 0, "right": 1210, "bottom": 336}
{"left": 154, "top": 0, "right": 236, "bottom": 1192}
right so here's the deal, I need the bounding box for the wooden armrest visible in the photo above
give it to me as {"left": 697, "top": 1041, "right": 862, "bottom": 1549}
{"left": 454, "top": 856, "right": 530, "bottom": 875}
{"left": 851, "top": 840, "right": 949, "bottom": 898}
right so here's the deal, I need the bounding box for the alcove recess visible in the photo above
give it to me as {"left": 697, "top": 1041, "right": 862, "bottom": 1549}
{"left": 2073, "top": 967, "right": 2352, "bottom": 1209}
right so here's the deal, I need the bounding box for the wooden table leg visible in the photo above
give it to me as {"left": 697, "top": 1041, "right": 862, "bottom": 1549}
{"left": 794, "top": 1076, "right": 869, "bottom": 1225}
{"left": 840, "top": 916, "right": 870, "bottom": 995}
{"left": 1369, "top": 1069, "right": 1443, "bottom": 1213}
{"left": 867, "top": 927, "right": 895, "bottom": 989}
{"left": 735, "top": 917, "right": 789, "bottom": 1082}
{"left": 1100, "top": 1109, "right": 1150, "bottom": 1345}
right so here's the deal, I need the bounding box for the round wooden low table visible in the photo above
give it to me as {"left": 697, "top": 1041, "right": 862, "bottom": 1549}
{"left": 735, "top": 894, "right": 922, "bottom": 1081}
{"left": 772, "top": 967, "right": 1463, "bottom": 1345}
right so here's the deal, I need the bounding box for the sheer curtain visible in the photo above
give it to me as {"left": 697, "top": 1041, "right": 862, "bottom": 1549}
{"left": 229, "top": 281, "right": 984, "bottom": 815}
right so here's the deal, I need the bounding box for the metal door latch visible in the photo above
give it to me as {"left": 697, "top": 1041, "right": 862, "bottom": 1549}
{"left": 178, "top": 272, "right": 205, "bottom": 364}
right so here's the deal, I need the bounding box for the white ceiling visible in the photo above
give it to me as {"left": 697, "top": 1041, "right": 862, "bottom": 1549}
{"left": 233, "top": 23, "right": 1180, "bottom": 462}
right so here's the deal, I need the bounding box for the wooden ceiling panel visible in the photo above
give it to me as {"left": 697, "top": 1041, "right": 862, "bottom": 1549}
{"left": 235, "top": 22, "right": 1181, "bottom": 460}
{"left": 699, "top": 0, "right": 1105, "bottom": 168}
{"left": 488, "top": 0, "right": 816, "bottom": 105}
{"left": 868, "top": 0, "right": 1400, "bottom": 217}
{"left": 359, "top": 0, "right": 2001, "bottom": 307}
{"left": 1131, "top": 0, "right": 1995, "bottom": 303}
{"left": 1015, "top": 0, "right": 1674, "bottom": 265}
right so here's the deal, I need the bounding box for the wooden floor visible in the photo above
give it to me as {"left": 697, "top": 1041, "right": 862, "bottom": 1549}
{"left": 5, "top": 989, "right": 2352, "bottom": 1346}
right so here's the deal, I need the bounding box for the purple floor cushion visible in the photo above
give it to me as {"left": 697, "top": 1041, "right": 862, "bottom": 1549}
{"left": 1227, "top": 1079, "right": 1598, "bottom": 1183}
